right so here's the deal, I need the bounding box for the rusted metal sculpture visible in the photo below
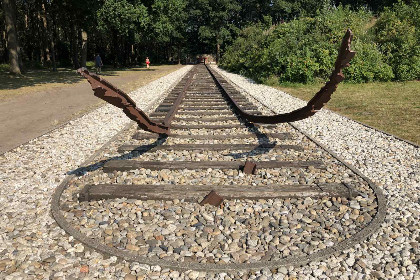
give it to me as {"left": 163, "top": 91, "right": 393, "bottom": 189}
{"left": 208, "top": 29, "right": 356, "bottom": 123}
{"left": 77, "top": 68, "right": 169, "bottom": 134}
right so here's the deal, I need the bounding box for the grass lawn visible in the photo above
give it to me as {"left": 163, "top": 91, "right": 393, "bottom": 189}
{"left": 0, "top": 64, "right": 184, "bottom": 102}
{"left": 274, "top": 81, "right": 420, "bottom": 145}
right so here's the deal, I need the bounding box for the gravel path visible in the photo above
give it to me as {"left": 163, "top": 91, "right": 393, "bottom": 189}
{"left": 0, "top": 64, "right": 418, "bottom": 280}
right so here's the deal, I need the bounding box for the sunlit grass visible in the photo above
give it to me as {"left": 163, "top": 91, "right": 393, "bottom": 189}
{"left": 273, "top": 81, "right": 420, "bottom": 145}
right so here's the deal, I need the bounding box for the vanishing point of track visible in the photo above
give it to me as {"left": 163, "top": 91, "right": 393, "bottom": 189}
{"left": 52, "top": 64, "right": 386, "bottom": 272}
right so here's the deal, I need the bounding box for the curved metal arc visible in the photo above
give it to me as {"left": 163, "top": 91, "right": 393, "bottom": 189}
{"left": 209, "top": 29, "right": 355, "bottom": 124}
{"left": 77, "top": 68, "right": 169, "bottom": 135}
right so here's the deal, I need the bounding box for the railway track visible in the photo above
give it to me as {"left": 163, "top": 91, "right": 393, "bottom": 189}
{"left": 52, "top": 64, "right": 386, "bottom": 272}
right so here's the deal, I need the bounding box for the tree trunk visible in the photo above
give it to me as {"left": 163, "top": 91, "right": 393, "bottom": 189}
{"left": 41, "top": 4, "right": 51, "bottom": 65}
{"left": 2, "top": 0, "right": 21, "bottom": 74}
{"left": 130, "top": 44, "right": 134, "bottom": 65}
{"left": 50, "top": 13, "right": 57, "bottom": 71}
{"left": 70, "top": 25, "right": 79, "bottom": 69}
{"left": 51, "top": 40, "right": 56, "bottom": 72}
{"left": 2, "top": 31, "right": 8, "bottom": 63}
{"left": 216, "top": 43, "right": 220, "bottom": 64}
{"left": 112, "top": 32, "right": 118, "bottom": 68}
{"left": 18, "top": 46, "right": 24, "bottom": 71}
{"left": 81, "top": 30, "right": 88, "bottom": 67}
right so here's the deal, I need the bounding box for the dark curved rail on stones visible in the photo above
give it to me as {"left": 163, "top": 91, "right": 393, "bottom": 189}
{"left": 208, "top": 29, "right": 356, "bottom": 124}
{"left": 77, "top": 68, "right": 169, "bottom": 134}
{"left": 51, "top": 116, "right": 387, "bottom": 273}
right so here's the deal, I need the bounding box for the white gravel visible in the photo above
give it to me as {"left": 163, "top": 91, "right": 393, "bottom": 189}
{"left": 0, "top": 65, "right": 192, "bottom": 279}
{"left": 213, "top": 65, "right": 419, "bottom": 279}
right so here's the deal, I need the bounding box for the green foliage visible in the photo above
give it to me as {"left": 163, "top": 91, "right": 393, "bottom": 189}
{"left": 188, "top": 0, "right": 241, "bottom": 56}
{"left": 221, "top": 5, "right": 417, "bottom": 83}
{"left": 374, "top": 1, "right": 420, "bottom": 81}
{"left": 97, "top": 0, "right": 148, "bottom": 39}
{"left": 270, "top": 0, "right": 332, "bottom": 21}
{"left": 200, "top": 0, "right": 240, "bottom": 44}
{"left": 151, "top": 0, "right": 188, "bottom": 44}
{"left": 219, "top": 24, "right": 272, "bottom": 78}
{"left": 3, "top": 0, "right": 419, "bottom": 78}
{"left": 0, "top": 64, "right": 10, "bottom": 73}
{"left": 344, "top": 40, "right": 394, "bottom": 82}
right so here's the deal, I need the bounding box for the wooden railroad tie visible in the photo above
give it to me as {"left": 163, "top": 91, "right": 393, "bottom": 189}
{"left": 133, "top": 132, "right": 292, "bottom": 140}
{"left": 78, "top": 183, "right": 354, "bottom": 202}
{"left": 102, "top": 160, "right": 325, "bottom": 173}
{"left": 151, "top": 116, "right": 239, "bottom": 122}
{"left": 150, "top": 110, "right": 262, "bottom": 116}
{"left": 117, "top": 143, "right": 303, "bottom": 153}
{"left": 166, "top": 124, "right": 278, "bottom": 129}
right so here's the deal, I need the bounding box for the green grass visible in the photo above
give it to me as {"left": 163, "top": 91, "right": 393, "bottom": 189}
{"left": 273, "top": 81, "right": 420, "bottom": 145}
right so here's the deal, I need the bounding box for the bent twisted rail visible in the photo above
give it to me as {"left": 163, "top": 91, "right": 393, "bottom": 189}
{"left": 77, "top": 68, "right": 169, "bottom": 134}
{"left": 208, "top": 29, "right": 356, "bottom": 123}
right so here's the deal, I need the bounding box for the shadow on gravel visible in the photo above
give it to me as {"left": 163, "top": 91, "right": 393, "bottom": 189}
{"left": 67, "top": 134, "right": 168, "bottom": 176}
{"left": 226, "top": 115, "right": 276, "bottom": 159}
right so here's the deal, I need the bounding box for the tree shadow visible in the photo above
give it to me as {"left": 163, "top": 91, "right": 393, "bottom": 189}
{"left": 67, "top": 134, "right": 168, "bottom": 176}
{"left": 220, "top": 110, "right": 277, "bottom": 159}
{"left": 123, "top": 68, "right": 157, "bottom": 72}
{"left": 0, "top": 67, "right": 137, "bottom": 90}
{"left": 225, "top": 113, "right": 277, "bottom": 159}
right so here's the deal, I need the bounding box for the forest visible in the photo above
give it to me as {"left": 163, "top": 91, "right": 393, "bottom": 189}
{"left": 1, "top": 0, "right": 419, "bottom": 82}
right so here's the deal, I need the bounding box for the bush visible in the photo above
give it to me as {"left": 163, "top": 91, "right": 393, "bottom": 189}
{"left": 344, "top": 40, "right": 394, "bottom": 82}
{"left": 374, "top": 1, "right": 420, "bottom": 80}
{"left": 220, "top": 24, "right": 272, "bottom": 81}
{"left": 0, "top": 64, "right": 10, "bottom": 73}
{"left": 221, "top": 4, "right": 419, "bottom": 83}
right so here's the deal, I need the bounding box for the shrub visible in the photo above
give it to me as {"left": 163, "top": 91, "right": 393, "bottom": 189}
{"left": 221, "top": 4, "right": 418, "bottom": 83}
{"left": 374, "top": 1, "right": 420, "bottom": 80}
{"left": 344, "top": 40, "right": 394, "bottom": 82}
{"left": 220, "top": 24, "right": 273, "bottom": 81}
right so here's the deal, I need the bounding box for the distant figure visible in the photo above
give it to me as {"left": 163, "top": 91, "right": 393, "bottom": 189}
{"left": 95, "top": 54, "right": 103, "bottom": 74}
{"left": 146, "top": 57, "right": 150, "bottom": 69}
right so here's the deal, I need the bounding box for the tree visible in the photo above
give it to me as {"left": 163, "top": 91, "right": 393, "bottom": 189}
{"left": 151, "top": 0, "right": 188, "bottom": 63}
{"left": 2, "top": 0, "right": 21, "bottom": 74}
{"left": 97, "top": 0, "right": 149, "bottom": 66}
{"left": 189, "top": 0, "right": 241, "bottom": 63}
{"left": 374, "top": 1, "right": 420, "bottom": 80}
{"left": 270, "top": 0, "right": 332, "bottom": 23}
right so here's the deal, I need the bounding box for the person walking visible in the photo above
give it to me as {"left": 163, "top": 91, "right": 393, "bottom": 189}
{"left": 95, "top": 54, "right": 103, "bottom": 74}
{"left": 145, "top": 57, "right": 150, "bottom": 69}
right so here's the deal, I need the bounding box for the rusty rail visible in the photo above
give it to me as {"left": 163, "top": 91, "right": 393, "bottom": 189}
{"left": 77, "top": 68, "right": 169, "bottom": 134}
{"left": 162, "top": 67, "right": 197, "bottom": 126}
{"left": 207, "top": 29, "right": 356, "bottom": 123}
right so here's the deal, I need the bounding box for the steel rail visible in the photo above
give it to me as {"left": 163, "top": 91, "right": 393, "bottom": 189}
{"left": 162, "top": 67, "right": 197, "bottom": 127}
{"left": 207, "top": 29, "right": 356, "bottom": 123}
{"left": 77, "top": 68, "right": 170, "bottom": 134}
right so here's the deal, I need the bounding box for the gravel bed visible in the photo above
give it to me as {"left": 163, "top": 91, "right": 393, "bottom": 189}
{"left": 0, "top": 66, "right": 193, "bottom": 279}
{"left": 56, "top": 97, "right": 377, "bottom": 271}
{"left": 212, "top": 65, "right": 419, "bottom": 279}
{"left": 55, "top": 65, "right": 378, "bottom": 277}
{"left": 0, "top": 64, "right": 417, "bottom": 279}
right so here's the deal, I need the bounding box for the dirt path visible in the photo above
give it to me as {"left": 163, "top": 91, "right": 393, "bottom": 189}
{"left": 0, "top": 65, "right": 184, "bottom": 154}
